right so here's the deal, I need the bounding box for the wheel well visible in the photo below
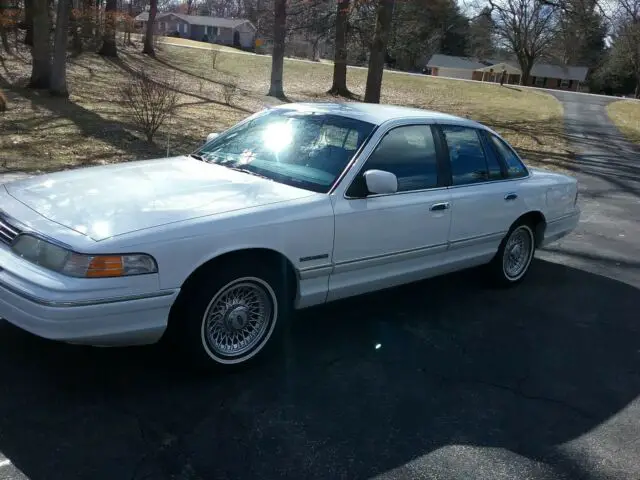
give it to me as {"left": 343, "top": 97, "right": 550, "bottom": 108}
{"left": 168, "top": 249, "right": 298, "bottom": 324}
{"left": 516, "top": 211, "right": 546, "bottom": 247}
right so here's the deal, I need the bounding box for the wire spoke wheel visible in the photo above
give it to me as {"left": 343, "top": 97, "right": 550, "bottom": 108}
{"left": 502, "top": 225, "right": 534, "bottom": 281}
{"left": 201, "top": 277, "right": 277, "bottom": 362}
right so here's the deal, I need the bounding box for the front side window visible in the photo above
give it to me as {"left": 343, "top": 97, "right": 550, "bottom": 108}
{"left": 196, "top": 109, "right": 375, "bottom": 193}
{"left": 487, "top": 133, "right": 528, "bottom": 178}
{"left": 440, "top": 125, "right": 491, "bottom": 186}
{"left": 359, "top": 125, "right": 439, "bottom": 192}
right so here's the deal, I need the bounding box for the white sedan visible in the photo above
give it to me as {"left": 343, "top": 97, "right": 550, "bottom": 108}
{"left": 0, "top": 103, "right": 580, "bottom": 369}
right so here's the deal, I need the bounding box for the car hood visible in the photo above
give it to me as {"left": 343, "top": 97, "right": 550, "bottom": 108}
{"left": 4, "top": 156, "right": 316, "bottom": 241}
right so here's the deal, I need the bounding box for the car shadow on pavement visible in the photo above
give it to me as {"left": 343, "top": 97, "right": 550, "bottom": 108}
{"left": 0, "top": 259, "right": 639, "bottom": 480}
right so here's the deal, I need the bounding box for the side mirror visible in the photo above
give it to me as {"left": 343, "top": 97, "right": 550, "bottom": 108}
{"left": 363, "top": 169, "right": 398, "bottom": 195}
{"left": 205, "top": 132, "right": 219, "bottom": 143}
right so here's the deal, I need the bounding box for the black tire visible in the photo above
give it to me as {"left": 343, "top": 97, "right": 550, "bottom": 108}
{"left": 167, "top": 257, "right": 292, "bottom": 371}
{"left": 488, "top": 220, "right": 536, "bottom": 287}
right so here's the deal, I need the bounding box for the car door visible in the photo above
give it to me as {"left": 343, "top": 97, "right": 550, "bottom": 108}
{"left": 437, "top": 123, "right": 528, "bottom": 264}
{"left": 328, "top": 123, "right": 452, "bottom": 302}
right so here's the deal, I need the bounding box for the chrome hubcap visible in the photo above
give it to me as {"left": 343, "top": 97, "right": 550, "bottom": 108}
{"left": 503, "top": 226, "right": 533, "bottom": 279}
{"left": 203, "top": 280, "right": 273, "bottom": 358}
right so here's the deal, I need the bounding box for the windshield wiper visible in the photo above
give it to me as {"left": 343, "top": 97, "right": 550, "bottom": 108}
{"left": 226, "top": 165, "right": 271, "bottom": 180}
{"left": 188, "top": 153, "right": 205, "bottom": 161}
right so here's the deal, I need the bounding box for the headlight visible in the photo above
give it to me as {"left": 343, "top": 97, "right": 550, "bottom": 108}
{"left": 12, "top": 235, "right": 158, "bottom": 278}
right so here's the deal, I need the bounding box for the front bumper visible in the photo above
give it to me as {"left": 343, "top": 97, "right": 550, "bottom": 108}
{"left": 0, "top": 241, "right": 179, "bottom": 346}
{"left": 0, "top": 282, "right": 179, "bottom": 346}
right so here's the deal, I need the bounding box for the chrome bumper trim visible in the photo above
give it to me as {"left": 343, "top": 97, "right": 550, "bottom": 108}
{"left": 0, "top": 280, "right": 177, "bottom": 308}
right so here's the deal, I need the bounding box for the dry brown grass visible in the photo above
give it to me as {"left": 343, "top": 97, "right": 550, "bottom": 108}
{"left": 607, "top": 100, "right": 640, "bottom": 144}
{"left": 0, "top": 40, "right": 569, "bottom": 173}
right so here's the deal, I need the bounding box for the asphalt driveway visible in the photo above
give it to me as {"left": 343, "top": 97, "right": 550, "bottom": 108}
{"left": 1, "top": 91, "right": 639, "bottom": 480}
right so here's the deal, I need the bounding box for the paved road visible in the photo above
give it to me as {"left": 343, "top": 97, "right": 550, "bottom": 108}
{"left": 538, "top": 91, "right": 640, "bottom": 286}
{"left": 1, "top": 90, "right": 639, "bottom": 480}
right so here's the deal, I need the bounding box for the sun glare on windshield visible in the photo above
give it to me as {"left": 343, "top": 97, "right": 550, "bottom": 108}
{"left": 262, "top": 121, "right": 294, "bottom": 153}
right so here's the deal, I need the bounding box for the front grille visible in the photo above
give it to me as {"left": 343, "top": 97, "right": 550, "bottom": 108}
{"left": 0, "top": 215, "right": 21, "bottom": 246}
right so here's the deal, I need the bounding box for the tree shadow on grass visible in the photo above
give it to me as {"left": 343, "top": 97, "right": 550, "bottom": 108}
{"left": 105, "top": 53, "right": 256, "bottom": 115}
{"left": 0, "top": 260, "right": 638, "bottom": 479}
{"left": 0, "top": 70, "right": 209, "bottom": 171}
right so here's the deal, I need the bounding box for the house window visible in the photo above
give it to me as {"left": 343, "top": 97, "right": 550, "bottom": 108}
{"left": 560, "top": 79, "right": 570, "bottom": 88}
{"left": 534, "top": 76, "right": 545, "bottom": 87}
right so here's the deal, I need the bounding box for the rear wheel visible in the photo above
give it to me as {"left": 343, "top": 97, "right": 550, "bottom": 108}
{"left": 168, "top": 260, "right": 291, "bottom": 370}
{"left": 489, "top": 221, "right": 536, "bottom": 287}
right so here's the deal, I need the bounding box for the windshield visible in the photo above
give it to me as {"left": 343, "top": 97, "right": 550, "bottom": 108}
{"left": 195, "top": 109, "right": 376, "bottom": 193}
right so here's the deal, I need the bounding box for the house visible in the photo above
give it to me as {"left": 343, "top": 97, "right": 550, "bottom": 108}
{"left": 134, "top": 12, "right": 257, "bottom": 49}
{"left": 425, "top": 54, "right": 589, "bottom": 91}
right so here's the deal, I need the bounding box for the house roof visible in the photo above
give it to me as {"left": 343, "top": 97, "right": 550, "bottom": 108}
{"left": 529, "top": 63, "right": 588, "bottom": 82}
{"left": 476, "top": 62, "right": 523, "bottom": 75}
{"left": 426, "top": 54, "right": 589, "bottom": 81}
{"left": 426, "top": 54, "right": 486, "bottom": 70}
{"left": 134, "top": 12, "right": 253, "bottom": 29}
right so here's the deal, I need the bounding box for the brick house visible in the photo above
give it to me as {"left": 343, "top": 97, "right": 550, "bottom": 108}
{"left": 424, "top": 54, "right": 589, "bottom": 92}
{"left": 134, "top": 12, "right": 257, "bottom": 49}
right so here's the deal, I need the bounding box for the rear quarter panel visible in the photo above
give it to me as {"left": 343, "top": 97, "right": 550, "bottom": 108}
{"left": 526, "top": 168, "right": 579, "bottom": 221}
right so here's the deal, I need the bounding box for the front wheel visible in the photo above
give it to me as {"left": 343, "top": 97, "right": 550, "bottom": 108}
{"left": 169, "top": 261, "right": 291, "bottom": 370}
{"left": 489, "top": 222, "right": 536, "bottom": 287}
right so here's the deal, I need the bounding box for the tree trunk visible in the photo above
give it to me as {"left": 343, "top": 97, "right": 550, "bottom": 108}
{"left": 328, "top": 0, "right": 350, "bottom": 96}
{"left": 70, "top": 0, "right": 82, "bottom": 53}
{"left": 24, "top": 0, "right": 33, "bottom": 45}
{"left": 142, "top": 0, "right": 157, "bottom": 56}
{"left": 50, "top": 0, "right": 70, "bottom": 96}
{"left": 267, "top": 0, "right": 286, "bottom": 98}
{"left": 98, "top": 0, "right": 117, "bottom": 57}
{"left": 29, "top": 0, "right": 51, "bottom": 89}
{"left": 81, "top": 0, "right": 92, "bottom": 42}
{"left": 0, "top": 0, "right": 12, "bottom": 54}
{"left": 364, "top": 0, "right": 394, "bottom": 104}
{"left": 125, "top": 0, "right": 132, "bottom": 44}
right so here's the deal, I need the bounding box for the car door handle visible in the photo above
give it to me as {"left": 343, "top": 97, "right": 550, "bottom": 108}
{"left": 430, "top": 202, "right": 450, "bottom": 211}
{"left": 504, "top": 192, "right": 518, "bottom": 201}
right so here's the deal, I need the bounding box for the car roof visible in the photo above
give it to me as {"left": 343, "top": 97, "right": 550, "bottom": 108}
{"left": 270, "top": 102, "right": 485, "bottom": 128}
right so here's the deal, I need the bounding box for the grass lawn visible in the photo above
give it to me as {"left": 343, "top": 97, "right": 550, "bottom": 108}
{"left": 607, "top": 100, "right": 640, "bottom": 144}
{"left": 0, "top": 39, "right": 570, "bottom": 173}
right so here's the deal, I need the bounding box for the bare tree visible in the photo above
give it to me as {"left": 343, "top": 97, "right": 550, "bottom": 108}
{"left": 329, "top": 0, "right": 350, "bottom": 95}
{"left": 614, "top": 0, "right": 640, "bottom": 96}
{"left": 29, "top": 0, "right": 51, "bottom": 88}
{"left": 467, "top": 6, "right": 494, "bottom": 59}
{"left": 121, "top": 70, "right": 179, "bottom": 142}
{"left": 69, "top": 0, "right": 83, "bottom": 53}
{"left": 488, "top": 0, "right": 558, "bottom": 84}
{"left": 98, "top": 0, "right": 117, "bottom": 56}
{"left": 268, "top": 0, "right": 286, "bottom": 98}
{"left": 364, "top": 0, "right": 395, "bottom": 103}
{"left": 143, "top": 0, "right": 158, "bottom": 55}
{"left": 50, "top": 0, "right": 71, "bottom": 96}
{"left": 0, "top": 0, "right": 13, "bottom": 53}
{"left": 24, "top": 0, "right": 33, "bottom": 45}
{"left": 81, "top": 0, "right": 93, "bottom": 42}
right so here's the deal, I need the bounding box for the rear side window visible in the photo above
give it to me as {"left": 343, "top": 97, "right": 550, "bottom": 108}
{"left": 440, "top": 125, "right": 491, "bottom": 186}
{"left": 488, "top": 133, "right": 528, "bottom": 178}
